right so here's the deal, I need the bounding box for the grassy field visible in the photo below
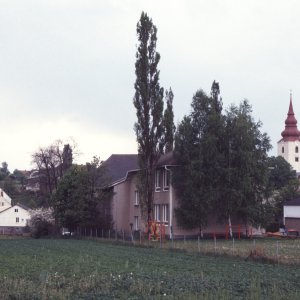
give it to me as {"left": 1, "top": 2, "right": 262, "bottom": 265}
{"left": 162, "top": 237, "right": 300, "bottom": 264}
{"left": 0, "top": 238, "right": 299, "bottom": 299}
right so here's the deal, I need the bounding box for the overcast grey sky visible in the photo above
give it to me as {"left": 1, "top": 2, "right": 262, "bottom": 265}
{"left": 1, "top": 0, "right": 300, "bottom": 171}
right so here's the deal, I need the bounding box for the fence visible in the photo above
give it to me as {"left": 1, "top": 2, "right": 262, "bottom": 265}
{"left": 0, "top": 226, "right": 26, "bottom": 236}
{"left": 74, "top": 227, "right": 300, "bottom": 265}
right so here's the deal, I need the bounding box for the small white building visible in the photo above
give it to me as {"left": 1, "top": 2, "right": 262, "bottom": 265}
{"left": 0, "top": 204, "right": 31, "bottom": 228}
{"left": 0, "top": 189, "right": 31, "bottom": 234}
{"left": 283, "top": 198, "right": 300, "bottom": 232}
{"left": 0, "top": 188, "right": 12, "bottom": 213}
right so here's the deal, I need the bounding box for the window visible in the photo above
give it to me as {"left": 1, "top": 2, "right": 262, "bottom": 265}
{"left": 1, "top": 202, "right": 4, "bottom": 206}
{"left": 163, "top": 170, "right": 170, "bottom": 191}
{"left": 0, "top": 191, "right": 3, "bottom": 196}
{"left": 134, "top": 216, "right": 139, "bottom": 231}
{"left": 134, "top": 190, "right": 139, "bottom": 205}
{"left": 282, "top": 147, "right": 284, "bottom": 153}
{"left": 155, "top": 170, "right": 161, "bottom": 192}
{"left": 296, "top": 146, "right": 299, "bottom": 153}
{"left": 15, "top": 208, "right": 18, "bottom": 212}
{"left": 16, "top": 217, "right": 19, "bottom": 223}
{"left": 154, "top": 204, "right": 160, "bottom": 221}
{"left": 162, "top": 204, "right": 169, "bottom": 223}
{"left": 296, "top": 157, "right": 299, "bottom": 162}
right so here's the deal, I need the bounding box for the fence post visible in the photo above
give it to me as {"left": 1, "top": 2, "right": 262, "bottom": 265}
{"left": 160, "top": 225, "right": 162, "bottom": 249}
{"left": 198, "top": 236, "right": 200, "bottom": 253}
{"left": 232, "top": 237, "right": 235, "bottom": 254}
{"left": 171, "top": 230, "right": 174, "bottom": 248}
{"left": 276, "top": 240, "right": 279, "bottom": 263}
{"left": 214, "top": 235, "right": 217, "bottom": 254}
{"left": 109, "top": 229, "right": 111, "bottom": 240}
{"left": 122, "top": 230, "right": 125, "bottom": 243}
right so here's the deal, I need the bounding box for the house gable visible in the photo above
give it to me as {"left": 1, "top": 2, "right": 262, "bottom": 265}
{"left": 0, "top": 189, "right": 12, "bottom": 213}
{"left": 103, "top": 154, "right": 139, "bottom": 186}
{"left": 0, "top": 204, "right": 30, "bottom": 227}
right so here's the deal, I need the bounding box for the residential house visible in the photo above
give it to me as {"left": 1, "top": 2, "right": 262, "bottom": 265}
{"left": 283, "top": 198, "right": 300, "bottom": 232}
{"left": 0, "top": 188, "right": 12, "bottom": 213}
{"left": 0, "top": 188, "right": 30, "bottom": 234}
{"left": 104, "top": 153, "right": 251, "bottom": 238}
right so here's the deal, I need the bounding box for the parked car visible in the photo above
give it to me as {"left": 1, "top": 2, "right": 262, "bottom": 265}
{"left": 61, "top": 228, "right": 74, "bottom": 236}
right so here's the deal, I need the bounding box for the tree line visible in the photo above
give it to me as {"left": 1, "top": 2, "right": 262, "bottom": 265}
{"left": 133, "top": 12, "right": 298, "bottom": 235}
{"left": 1, "top": 11, "right": 297, "bottom": 236}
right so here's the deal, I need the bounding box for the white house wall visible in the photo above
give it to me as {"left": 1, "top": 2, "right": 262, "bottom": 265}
{"left": 283, "top": 206, "right": 300, "bottom": 223}
{"left": 0, "top": 205, "right": 30, "bottom": 227}
{"left": 0, "top": 189, "right": 12, "bottom": 213}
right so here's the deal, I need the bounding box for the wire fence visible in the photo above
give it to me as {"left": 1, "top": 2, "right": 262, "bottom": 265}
{"left": 75, "top": 227, "right": 300, "bottom": 265}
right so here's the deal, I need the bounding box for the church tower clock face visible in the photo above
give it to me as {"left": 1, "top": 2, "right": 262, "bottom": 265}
{"left": 278, "top": 93, "right": 300, "bottom": 172}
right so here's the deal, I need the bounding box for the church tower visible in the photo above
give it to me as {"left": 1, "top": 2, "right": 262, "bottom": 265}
{"left": 278, "top": 93, "right": 300, "bottom": 172}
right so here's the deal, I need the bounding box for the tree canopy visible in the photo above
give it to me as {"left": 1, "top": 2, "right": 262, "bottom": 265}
{"left": 52, "top": 158, "right": 112, "bottom": 231}
{"left": 173, "top": 83, "right": 272, "bottom": 235}
{"left": 133, "top": 12, "right": 165, "bottom": 220}
{"left": 263, "top": 156, "right": 299, "bottom": 229}
{"left": 173, "top": 83, "right": 224, "bottom": 232}
{"left": 31, "top": 139, "right": 76, "bottom": 201}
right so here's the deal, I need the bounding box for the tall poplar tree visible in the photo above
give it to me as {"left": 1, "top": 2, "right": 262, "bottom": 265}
{"left": 133, "top": 12, "right": 164, "bottom": 220}
{"left": 161, "top": 88, "right": 176, "bottom": 153}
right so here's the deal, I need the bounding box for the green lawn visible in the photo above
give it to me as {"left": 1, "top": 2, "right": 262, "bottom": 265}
{"left": 0, "top": 238, "right": 299, "bottom": 299}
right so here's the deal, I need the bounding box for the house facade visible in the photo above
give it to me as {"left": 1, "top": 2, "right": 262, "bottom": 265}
{"left": 0, "top": 204, "right": 30, "bottom": 228}
{"left": 0, "top": 189, "right": 31, "bottom": 234}
{"left": 104, "top": 153, "right": 251, "bottom": 238}
{"left": 283, "top": 198, "right": 300, "bottom": 232}
{"left": 0, "top": 188, "right": 12, "bottom": 213}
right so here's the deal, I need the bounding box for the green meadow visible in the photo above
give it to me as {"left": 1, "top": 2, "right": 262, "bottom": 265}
{"left": 0, "top": 238, "right": 299, "bottom": 299}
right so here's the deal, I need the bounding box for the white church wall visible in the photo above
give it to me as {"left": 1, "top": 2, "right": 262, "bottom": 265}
{"left": 277, "top": 139, "right": 300, "bottom": 172}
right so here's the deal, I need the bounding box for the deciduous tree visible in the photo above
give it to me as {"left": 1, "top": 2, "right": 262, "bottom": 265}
{"left": 161, "top": 88, "right": 176, "bottom": 153}
{"left": 52, "top": 158, "right": 112, "bottom": 232}
{"left": 173, "top": 83, "right": 224, "bottom": 233}
{"left": 173, "top": 84, "right": 272, "bottom": 237}
{"left": 133, "top": 12, "right": 164, "bottom": 220}
{"left": 220, "top": 100, "right": 271, "bottom": 235}
{"left": 31, "top": 139, "right": 76, "bottom": 198}
{"left": 263, "top": 156, "right": 299, "bottom": 229}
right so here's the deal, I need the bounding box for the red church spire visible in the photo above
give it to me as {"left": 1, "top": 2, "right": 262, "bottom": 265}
{"left": 281, "top": 92, "right": 300, "bottom": 141}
